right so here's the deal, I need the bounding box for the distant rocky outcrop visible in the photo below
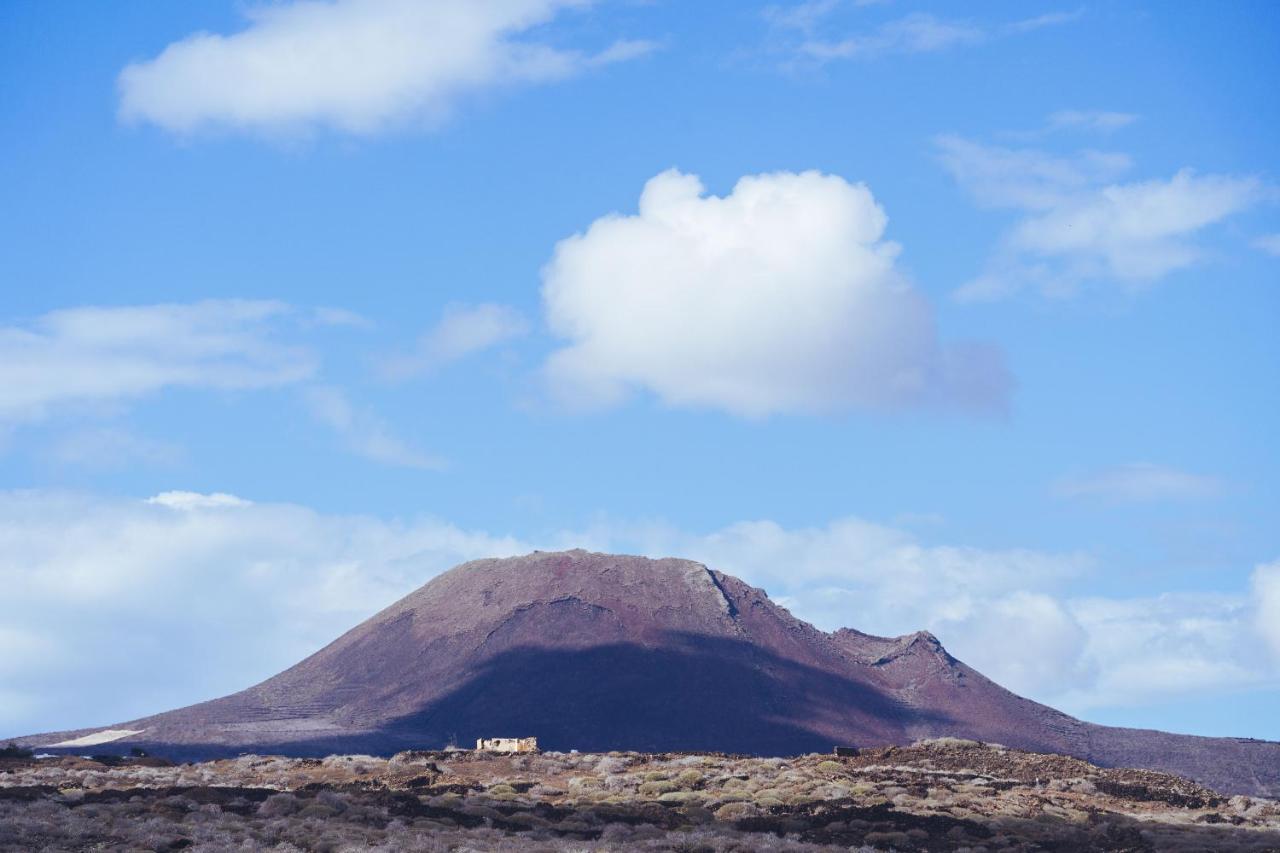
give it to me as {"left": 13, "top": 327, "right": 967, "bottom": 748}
{"left": 19, "top": 550, "right": 1280, "bottom": 796}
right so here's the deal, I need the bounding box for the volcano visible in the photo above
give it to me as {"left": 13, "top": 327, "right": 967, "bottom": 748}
{"left": 21, "top": 550, "right": 1280, "bottom": 796}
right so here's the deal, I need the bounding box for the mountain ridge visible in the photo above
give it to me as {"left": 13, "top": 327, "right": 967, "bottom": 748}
{"left": 18, "top": 549, "right": 1280, "bottom": 797}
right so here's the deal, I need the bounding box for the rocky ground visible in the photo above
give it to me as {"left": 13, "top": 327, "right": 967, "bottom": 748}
{"left": 1, "top": 738, "right": 1277, "bottom": 851}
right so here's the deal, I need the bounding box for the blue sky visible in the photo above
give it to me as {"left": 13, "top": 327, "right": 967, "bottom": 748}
{"left": 1, "top": 0, "right": 1278, "bottom": 742}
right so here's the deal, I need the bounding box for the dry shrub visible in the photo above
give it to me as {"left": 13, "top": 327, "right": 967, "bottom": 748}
{"left": 676, "top": 769, "right": 704, "bottom": 787}
{"left": 916, "top": 737, "right": 982, "bottom": 749}
{"left": 595, "top": 756, "right": 628, "bottom": 775}
{"left": 530, "top": 783, "right": 566, "bottom": 797}
{"left": 640, "top": 780, "right": 678, "bottom": 797}
{"left": 715, "top": 801, "right": 758, "bottom": 821}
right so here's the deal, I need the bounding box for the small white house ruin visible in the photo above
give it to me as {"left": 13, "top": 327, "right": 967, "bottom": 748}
{"left": 476, "top": 737, "right": 539, "bottom": 753}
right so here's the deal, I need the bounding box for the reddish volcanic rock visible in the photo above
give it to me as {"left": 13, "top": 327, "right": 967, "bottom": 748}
{"left": 20, "top": 550, "right": 1280, "bottom": 796}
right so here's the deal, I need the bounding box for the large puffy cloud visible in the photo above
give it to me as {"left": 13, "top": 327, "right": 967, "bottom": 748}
{"left": 938, "top": 136, "right": 1262, "bottom": 300}
{"left": 118, "top": 0, "right": 654, "bottom": 136}
{"left": 0, "top": 300, "right": 316, "bottom": 423}
{"left": 542, "top": 169, "right": 1009, "bottom": 417}
{"left": 4, "top": 490, "right": 1277, "bottom": 738}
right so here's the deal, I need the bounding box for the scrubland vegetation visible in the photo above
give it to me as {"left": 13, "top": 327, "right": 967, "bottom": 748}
{"left": 2, "top": 738, "right": 1277, "bottom": 851}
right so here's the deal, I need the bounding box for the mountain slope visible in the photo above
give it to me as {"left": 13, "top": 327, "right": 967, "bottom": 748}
{"left": 21, "top": 550, "right": 1280, "bottom": 796}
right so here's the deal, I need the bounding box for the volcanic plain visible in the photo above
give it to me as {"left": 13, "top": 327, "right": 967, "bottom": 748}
{"left": 3, "top": 739, "right": 1279, "bottom": 851}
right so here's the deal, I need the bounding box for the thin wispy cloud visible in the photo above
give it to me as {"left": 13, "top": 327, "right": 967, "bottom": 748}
{"left": 1253, "top": 233, "right": 1280, "bottom": 256}
{"left": 765, "top": 4, "right": 1082, "bottom": 66}
{"left": 119, "top": 0, "right": 656, "bottom": 137}
{"left": 1001, "top": 9, "right": 1084, "bottom": 35}
{"left": 1048, "top": 109, "right": 1140, "bottom": 133}
{"left": 762, "top": 0, "right": 891, "bottom": 35}
{"left": 937, "top": 134, "right": 1132, "bottom": 209}
{"left": 43, "top": 428, "right": 182, "bottom": 471}
{"left": 939, "top": 135, "right": 1263, "bottom": 300}
{"left": 996, "top": 109, "right": 1140, "bottom": 144}
{"left": 303, "top": 385, "right": 445, "bottom": 470}
{"left": 379, "top": 303, "right": 528, "bottom": 381}
{"left": 1054, "top": 463, "right": 1224, "bottom": 503}
{"left": 0, "top": 300, "right": 317, "bottom": 424}
{"left": 799, "top": 13, "right": 984, "bottom": 61}
{"left": 762, "top": 0, "right": 842, "bottom": 35}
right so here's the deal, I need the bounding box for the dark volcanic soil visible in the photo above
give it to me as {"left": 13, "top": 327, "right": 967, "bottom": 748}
{"left": 17, "top": 550, "right": 1280, "bottom": 797}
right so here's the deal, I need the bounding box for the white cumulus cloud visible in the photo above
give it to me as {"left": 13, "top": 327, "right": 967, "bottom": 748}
{"left": 541, "top": 168, "right": 1010, "bottom": 417}
{"left": 118, "top": 0, "right": 654, "bottom": 136}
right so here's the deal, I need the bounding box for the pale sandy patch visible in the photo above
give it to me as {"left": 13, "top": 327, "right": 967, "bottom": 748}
{"left": 48, "top": 729, "right": 145, "bottom": 747}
